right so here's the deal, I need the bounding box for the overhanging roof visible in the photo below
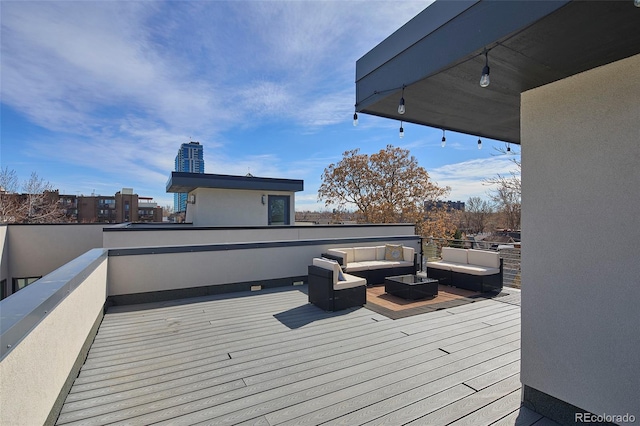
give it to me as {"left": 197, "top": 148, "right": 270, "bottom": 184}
{"left": 355, "top": 0, "right": 640, "bottom": 144}
{"left": 166, "top": 172, "right": 304, "bottom": 193}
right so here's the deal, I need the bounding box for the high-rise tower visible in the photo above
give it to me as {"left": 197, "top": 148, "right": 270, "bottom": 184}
{"left": 174, "top": 141, "right": 204, "bottom": 212}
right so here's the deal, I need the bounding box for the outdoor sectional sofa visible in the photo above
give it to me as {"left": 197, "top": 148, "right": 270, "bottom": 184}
{"left": 322, "top": 244, "right": 417, "bottom": 286}
{"left": 426, "top": 247, "right": 503, "bottom": 293}
{"left": 308, "top": 257, "right": 367, "bottom": 311}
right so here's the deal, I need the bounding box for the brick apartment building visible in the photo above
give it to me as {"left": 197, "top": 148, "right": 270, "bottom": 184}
{"left": 58, "top": 188, "right": 163, "bottom": 223}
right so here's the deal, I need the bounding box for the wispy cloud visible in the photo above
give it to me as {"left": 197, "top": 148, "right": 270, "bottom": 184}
{"left": 2, "top": 0, "right": 455, "bottom": 209}
{"left": 430, "top": 156, "right": 520, "bottom": 201}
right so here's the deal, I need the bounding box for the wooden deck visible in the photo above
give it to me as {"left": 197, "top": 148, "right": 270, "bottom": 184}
{"left": 56, "top": 285, "right": 555, "bottom": 425}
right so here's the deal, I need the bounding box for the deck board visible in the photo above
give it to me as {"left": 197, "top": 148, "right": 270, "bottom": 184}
{"left": 55, "top": 285, "right": 542, "bottom": 426}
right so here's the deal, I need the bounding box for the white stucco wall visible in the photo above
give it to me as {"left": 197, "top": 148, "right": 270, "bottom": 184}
{"left": 0, "top": 254, "right": 107, "bottom": 426}
{"left": 107, "top": 236, "right": 420, "bottom": 296}
{"left": 7, "top": 224, "right": 105, "bottom": 280}
{"left": 103, "top": 224, "right": 417, "bottom": 248}
{"left": 521, "top": 54, "right": 640, "bottom": 415}
{"left": 186, "top": 188, "right": 296, "bottom": 227}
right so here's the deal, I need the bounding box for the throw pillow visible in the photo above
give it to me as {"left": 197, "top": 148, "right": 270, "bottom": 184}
{"left": 337, "top": 268, "right": 346, "bottom": 281}
{"left": 323, "top": 257, "right": 347, "bottom": 281}
{"left": 385, "top": 244, "right": 403, "bottom": 261}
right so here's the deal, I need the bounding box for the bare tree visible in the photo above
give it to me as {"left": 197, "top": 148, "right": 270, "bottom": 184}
{"left": 1, "top": 170, "right": 68, "bottom": 224}
{"left": 484, "top": 146, "right": 521, "bottom": 230}
{"left": 15, "top": 172, "right": 67, "bottom": 223}
{"left": 0, "top": 167, "right": 21, "bottom": 222}
{"left": 162, "top": 204, "right": 174, "bottom": 218}
{"left": 463, "top": 196, "right": 493, "bottom": 234}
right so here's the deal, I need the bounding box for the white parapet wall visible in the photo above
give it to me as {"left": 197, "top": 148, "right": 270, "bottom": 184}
{"left": 6, "top": 224, "right": 105, "bottom": 284}
{"left": 102, "top": 223, "right": 418, "bottom": 248}
{"left": 0, "top": 249, "right": 108, "bottom": 426}
{"left": 107, "top": 235, "right": 421, "bottom": 297}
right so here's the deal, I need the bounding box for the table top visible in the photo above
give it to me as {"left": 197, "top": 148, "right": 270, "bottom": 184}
{"left": 385, "top": 274, "right": 438, "bottom": 285}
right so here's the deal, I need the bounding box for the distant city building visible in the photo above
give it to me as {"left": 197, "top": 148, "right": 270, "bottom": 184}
{"left": 65, "top": 188, "right": 162, "bottom": 223}
{"left": 174, "top": 141, "right": 204, "bottom": 212}
{"left": 425, "top": 200, "right": 466, "bottom": 212}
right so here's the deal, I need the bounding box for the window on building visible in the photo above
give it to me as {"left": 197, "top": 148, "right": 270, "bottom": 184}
{"left": 268, "top": 195, "right": 290, "bottom": 225}
{"left": 12, "top": 276, "right": 41, "bottom": 293}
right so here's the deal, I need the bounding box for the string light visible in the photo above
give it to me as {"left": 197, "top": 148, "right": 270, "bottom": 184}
{"left": 480, "top": 49, "right": 490, "bottom": 88}
{"left": 399, "top": 122, "right": 404, "bottom": 139}
{"left": 507, "top": 143, "right": 511, "bottom": 154}
{"left": 441, "top": 129, "right": 446, "bottom": 147}
{"left": 478, "top": 139, "right": 482, "bottom": 149}
{"left": 398, "top": 86, "right": 406, "bottom": 115}
{"left": 353, "top": 112, "right": 358, "bottom": 127}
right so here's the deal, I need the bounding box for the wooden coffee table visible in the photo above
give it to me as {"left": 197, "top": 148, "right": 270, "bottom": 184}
{"left": 384, "top": 274, "right": 439, "bottom": 300}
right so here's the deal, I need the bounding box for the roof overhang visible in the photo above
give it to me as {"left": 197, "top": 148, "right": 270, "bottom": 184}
{"left": 355, "top": 0, "right": 640, "bottom": 144}
{"left": 166, "top": 172, "right": 304, "bottom": 194}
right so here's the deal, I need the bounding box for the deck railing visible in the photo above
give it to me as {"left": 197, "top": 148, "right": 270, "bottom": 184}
{"left": 422, "top": 237, "right": 522, "bottom": 288}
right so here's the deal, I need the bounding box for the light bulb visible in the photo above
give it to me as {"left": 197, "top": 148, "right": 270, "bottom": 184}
{"left": 353, "top": 112, "right": 358, "bottom": 127}
{"left": 399, "top": 124, "right": 404, "bottom": 139}
{"left": 478, "top": 139, "right": 482, "bottom": 150}
{"left": 480, "top": 50, "right": 490, "bottom": 88}
{"left": 480, "top": 72, "right": 490, "bottom": 88}
{"left": 398, "top": 97, "right": 405, "bottom": 115}
{"left": 507, "top": 144, "right": 511, "bottom": 154}
{"left": 441, "top": 130, "right": 446, "bottom": 147}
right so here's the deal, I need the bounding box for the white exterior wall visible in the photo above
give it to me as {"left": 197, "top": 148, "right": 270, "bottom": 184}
{"left": 7, "top": 224, "right": 104, "bottom": 280}
{"left": 0, "top": 256, "right": 107, "bottom": 426}
{"left": 521, "top": 54, "right": 640, "bottom": 415}
{"left": 103, "top": 224, "right": 416, "bottom": 248}
{"left": 185, "top": 188, "right": 295, "bottom": 227}
{"left": 107, "top": 237, "right": 420, "bottom": 296}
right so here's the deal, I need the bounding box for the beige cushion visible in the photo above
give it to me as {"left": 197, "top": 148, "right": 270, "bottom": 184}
{"left": 354, "top": 247, "right": 377, "bottom": 262}
{"left": 402, "top": 246, "right": 415, "bottom": 262}
{"left": 375, "top": 246, "right": 386, "bottom": 260}
{"left": 326, "top": 249, "right": 346, "bottom": 263}
{"left": 385, "top": 244, "right": 403, "bottom": 261}
{"left": 342, "top": 248, "right": 355, "bottom": 263}
{"left": 334, "top": 273, "right": 366, "bottom": 290}
{"left": 313, "top": 257, "right": 341, "bottom": 284}
{"left": 451, "top": 264, "right": 500, "bottom": 276}
{"left": 441, "top": 247, "right": 468, "bottom": 264}
{"left": 345, "top": 262, "right": 368, "bottom": 272}
{"left": 467, "top": 249, "right": 500, "bottom": 268}
{"left": 426, "top": 260, "right": 465, "bottom": 271}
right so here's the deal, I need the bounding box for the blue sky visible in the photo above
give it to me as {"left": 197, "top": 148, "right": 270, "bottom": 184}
{"left": 1, "top": 0, "right": 519, "bottom": 211}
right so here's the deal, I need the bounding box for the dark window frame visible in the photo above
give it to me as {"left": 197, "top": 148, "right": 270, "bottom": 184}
{"left": 268, "top": 195, "right": 290, "bottom": 225}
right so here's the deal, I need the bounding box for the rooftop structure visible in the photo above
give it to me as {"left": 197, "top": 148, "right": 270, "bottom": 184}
{"left": 166, "top": 172, "right": 304, "bottom": 227}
